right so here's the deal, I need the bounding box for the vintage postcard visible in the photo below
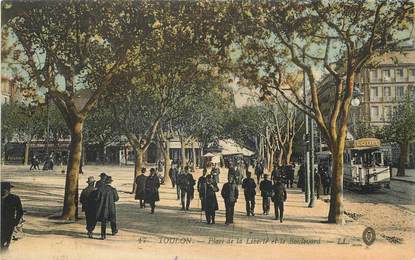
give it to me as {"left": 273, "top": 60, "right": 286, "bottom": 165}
{"left": 1, "top": 1, "right": 414, "bottom": 259}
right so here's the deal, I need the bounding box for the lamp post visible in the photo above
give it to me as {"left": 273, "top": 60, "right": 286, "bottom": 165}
{"left": 303, "top": 69, "right": 311, "bottom": 203}
{"left": 308, "top": 119, "right": 315, "bottom": 208}
{"left": 351, "top": 84, "right": 363, "bottom": 137}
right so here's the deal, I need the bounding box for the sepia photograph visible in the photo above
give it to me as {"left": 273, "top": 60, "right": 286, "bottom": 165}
{"left": 1, "top": 1, "right": 414, "bottom": 259}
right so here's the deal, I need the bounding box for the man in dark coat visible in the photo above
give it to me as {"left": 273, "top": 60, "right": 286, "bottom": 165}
{"left": 241, "top": 171, "right": 256, "bottom": 216}
{"left": 221, "top": 176, "right": 239, "bottom": 225}
{"left": 168, "top": 165, "right": 178, "bottom": 188}
{"left": 287, "top": 164, "right": 294, "bottom": 188}
{"left": 95, "top": 172, "right": 107, "bottom": 190}
{"left": 202, "top": 174, "right": 219, "bottom": 224}
{"left": 254, "top": 163, "right": 263, "bottom": 184}
{"left": 144, "top": 168, "right": 160, "bottom": 214}
{"left": 80, "top": 176, "right": 97, "bottom": 238}
{"left": 177, "top": 166, "right": 196, "bottom": 211}
{"left": 321, "top": 166, "right": 331, "bottom": 195}
{"left": 271, "top": 177, "right": 287, "bottom": 223}
{"left": 259, "top": 174, "right": 273, "bottom": 215}
{"left": 1, "top": 182, "right": 23, "bottom": 249}
{"left": 197, "top": 168, "right": 208, "bottom": 211}
{"left": 271, "top": 165, "right": 280, "bottom": 183}
{"left": 314, "top": 169, "right": 322, "bottom": 199}
{"left": 176, "top": 166, "right": 185, "bottom": 200}
{"left": 135, "top": 168, "right": 147, "bottom": 208}
{"left": 95, "top": 176, "right": 119, "bottom": 240}
{"left": 29, "top": 155, "right": 40, "bottom": 170}
{"left": 211, "top": 164, "right": 220, "bottom": 183}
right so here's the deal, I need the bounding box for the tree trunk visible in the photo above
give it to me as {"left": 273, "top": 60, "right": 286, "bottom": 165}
{"left": 397, "top": 142, "right": 408, "bottom": 177}
{"left": 286, "top": 136, "right": 294, "bottom": 165}
{"left": 24, "top": 142, "right": 30, "bottom": 165}
{"left": 328, "top": 148, "right": 345, "bottom": 224}
{"left": 62, "top": 120, "right": 83, "bottom": 220}
{"left": 277, "top": 148, "right": 284, "bottom": 166}
{"left": 191, "top": 142, "right": 196, "bottom": 172}
{"left": 180, "top": 136, "right": 186, "bottom": 167}
{"left": 132, "top": 148, "right": 143, "bottom": 193}
{"left": 163, "top": 140, "right": 171, "bottom": 186}
{"left": 268, "top": 149, "right": 274, "bottom": 172}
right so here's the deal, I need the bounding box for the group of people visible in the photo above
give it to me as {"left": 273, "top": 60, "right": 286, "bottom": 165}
{"left": 29, "top": 153, "right": 55, "bottom": 171}
{"left": 79, "top": 172, "right": 119, "bottom": 240}
{"left": 297, "top": 162, "right": 331, "bottom": 198}
{"left": 134, "top": 168, "right": 161, "bottom": 213}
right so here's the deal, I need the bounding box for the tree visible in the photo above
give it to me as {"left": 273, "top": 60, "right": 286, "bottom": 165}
{"left": 1, "top": 102, "right": 45, "bottom": 164}
{"left": 232, "top": 1, "right": 413, "bottom": 223}
{"left": 83, "top": 102, "right": 120, "bottom": 164}
{"left": 5, "top": 1, "right": 154, "bottom": 220}
{"left": 383, "top": 94, "right": 415, "bottom": 176}
{"left": 167, "top": 78, "right": 233, "bottom": 173}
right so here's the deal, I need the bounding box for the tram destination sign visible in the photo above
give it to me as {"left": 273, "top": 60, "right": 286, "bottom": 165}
{"left": 347, "top": 138, "right": 381, "bottom": 148}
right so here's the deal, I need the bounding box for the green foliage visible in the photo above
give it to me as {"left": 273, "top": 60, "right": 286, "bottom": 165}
{"left": 382, "top": 94, "right": 415, "bottom": 145}
{"left": 1, "top": 102, "right": 67, "bottom": 143}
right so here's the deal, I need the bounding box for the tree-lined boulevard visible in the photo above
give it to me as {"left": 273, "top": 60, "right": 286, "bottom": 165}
{"left": 1, "top": 1, "right": 414, "bottom": 259}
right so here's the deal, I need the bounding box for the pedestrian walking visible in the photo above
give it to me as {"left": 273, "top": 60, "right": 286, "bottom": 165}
{"left": 29, "top": 155, "right": 40, "bottom": 170}
{"left": 271, "top": 165, "right": 280, "bottom": 182}
{"left": 95, "top": 172, "right": 107, "bottom": 190}
{"left": 197, "top": 168, "right": 208, "bottom": 211}
{"left": 80, "top": 176, "right": 98, "bottom": 238}
{"left": 221, "top": 176, "right": 239, "bottom": 225}
{"left": 1, "top": 182, "right": 23, "bottom": 249}
{"left": 176, "top": 166, "right": 184, "bottom": 200}
{"left": 169, "top": 165, "right": 178, "bottom": 188}
{"left": 144, "top": 168, "right": 160, "bottom": 214}
{"left": 271, "top": 177, "right": 287, "bottom": 223}
{"left": 255, "top": 163, "right": 263, "bottom": 184}
{"left": 314, "top": 169, "right": 322, "bottom": 199}
{"left": 259, "top": 174, "right": 272, "bottom": 215}
{"left": 212, "top": 164, "right": 220, "bottom": 183}
{"left": 241, "top": 171, "right": 256, "bottom": 216}
{"left": 322, "top": 168, "right": 331, "bottom": 195}
{"left": 177, "top": 166, "right": 196, "bottom": 211}
{"left": 95, "top": 176, "right": 119, "bottom": 240}
{"left": 203, "top": 174, "right": 219, "bottom": 224}
{"left": 227, "top": 164, "right": 237, "bottom": 183}
{"left": 287, "top": 164, "right": 294, "bottom": 188}
{"left": 135, "top": 168, "right": 148, "bottom": 208}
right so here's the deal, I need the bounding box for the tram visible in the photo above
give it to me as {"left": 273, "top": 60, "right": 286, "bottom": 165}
{"left": 344, "top": 138, "right": 390, "bottom": 190}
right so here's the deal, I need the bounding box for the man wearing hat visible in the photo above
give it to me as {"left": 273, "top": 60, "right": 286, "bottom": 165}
{"left": 242, "top": 171, "right": 256, "bottom": 216}
{"left": 271, "top": 177, "right": 287, "bottom": 223}
{"left": 95, "top": 172, "right": 107, "bottom": 190}
{"left": 1, "top": 182, "right": 23, "bottom": 249}
{"left": 259, "top": 174, "right": 273, "bottom": 215}
{"left": 80, "top": 177, "right": 97, "bottom": 238}
{"left": 95, "top": 176, "right": 119, "bottom": 239}
{"left": 144, "top": 168, "right": 161, "bottom": 214}
{"left": 135, "top": 168, "right": 148, "bottom": 208}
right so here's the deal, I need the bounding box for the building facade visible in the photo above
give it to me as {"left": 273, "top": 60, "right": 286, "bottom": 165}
{"left": 358, "top": 46, "right": 415, "bottom": 127}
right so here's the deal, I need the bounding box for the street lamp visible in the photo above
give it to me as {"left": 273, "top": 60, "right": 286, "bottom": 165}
{"left": 351, "top": 85, "right": 363, "bottom": 137}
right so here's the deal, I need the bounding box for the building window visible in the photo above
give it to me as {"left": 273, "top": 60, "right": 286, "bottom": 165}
{"left": 411, "top": 69, "right": 415, "bottom": 77}
{"left": 397, "top": 86, "right": 404, "bottom": 96}
{"left": 383, "top": 69, "right": 390, "bottom": 80}
{"left": 371, "top": 106, "right": 379, "bottom": 119}
{"left": 370, "top": 86, "right": 378, "bottom": 98}
{"left": 396, "top": 68, "right": 404, "bottom": 78}
{"left": 384, "top": 86, "right": 391, "bottom": 96}
{"left": 370, "top": 70, "right": 378, "bottom": 80}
